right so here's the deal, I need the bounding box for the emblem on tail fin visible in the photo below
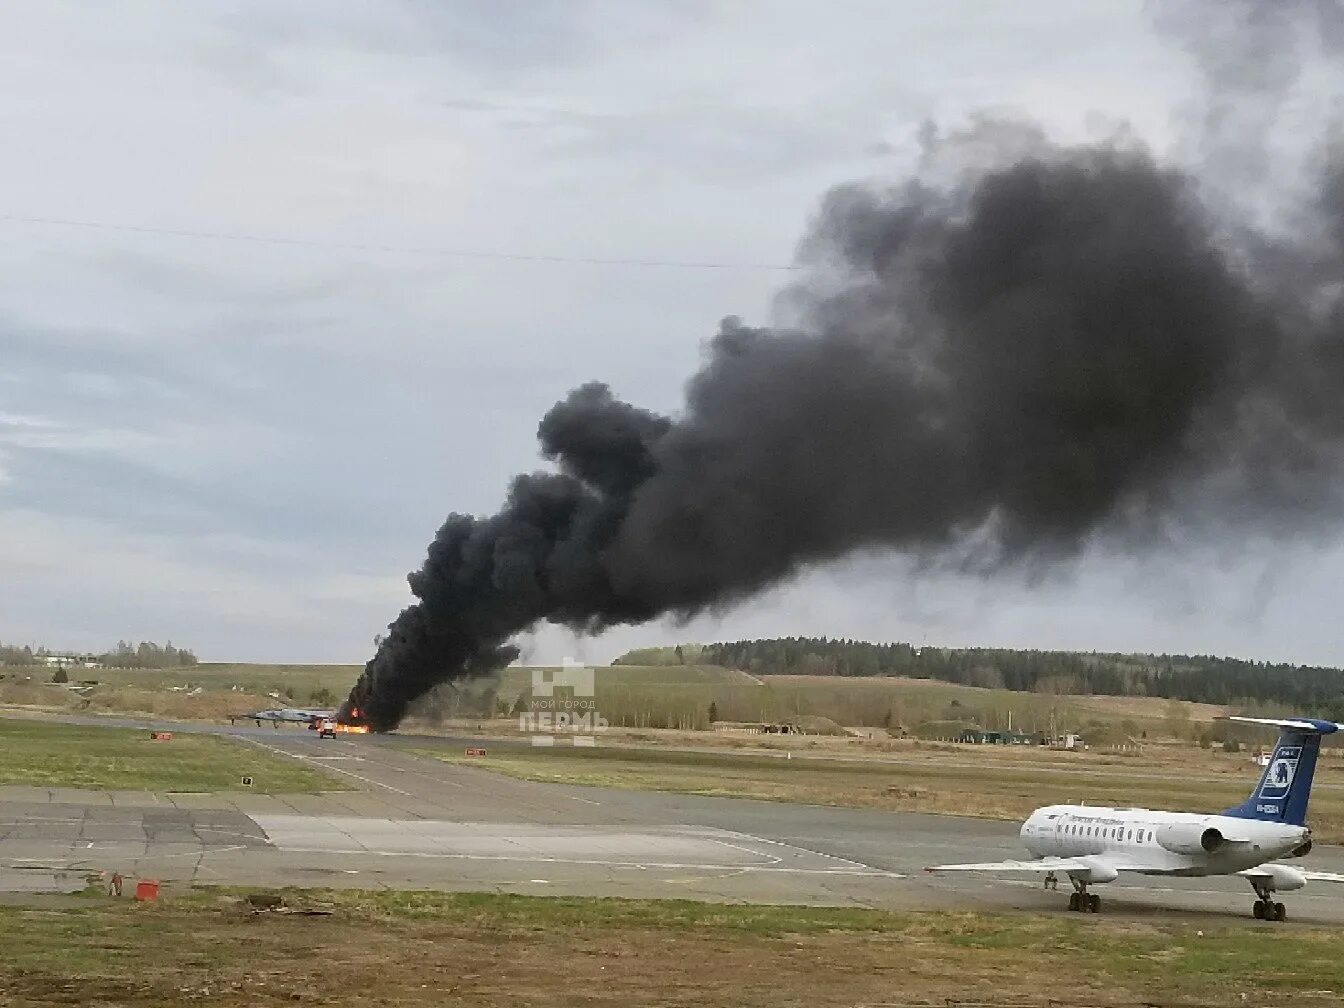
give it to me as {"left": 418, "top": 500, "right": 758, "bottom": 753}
{"left": 1259, "top": 747, "right": 1301, "bottom": 801}
{"left": 1216, "top": 717, "right": 1340, "bottom": 825}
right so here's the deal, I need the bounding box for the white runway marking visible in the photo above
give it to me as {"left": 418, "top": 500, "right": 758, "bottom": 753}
{"left": 262, "top": 846, "right": 903, "bottom": 876}
{"left": 241, "top": 738, "right": 417, "bottom": 797}
{"left": 13, "top": 843, "right": 251, "bottom": 870}
{"left": 249, "top": 815, "right": 904, "bottom": 878}
{"left": 716, "top": 830, "right": 877, "bottom": 872}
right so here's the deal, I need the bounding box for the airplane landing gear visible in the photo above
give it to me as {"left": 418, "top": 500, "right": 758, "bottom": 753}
{"left": 1067, "top": 878, "right": 1100, "bottom": 913}
{"left": 1252, "top": 898, "right": 1286, "bottom": 921}
{"left": 1249, "top": 880, "right": 1287, "bottom": 922}
{"left": 1043, "top": 872, "right": 1059, "bottom": 891}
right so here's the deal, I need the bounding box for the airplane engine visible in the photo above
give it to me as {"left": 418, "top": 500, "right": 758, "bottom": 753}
{"left": 1076, "top": 862, "right": 1118, "bottom": 884}
{"left": 1156, "top": 823, "right": 1226, "bottom": 856}
{"left": 1253, "top": 863, "right": 1307, "bottom": 892}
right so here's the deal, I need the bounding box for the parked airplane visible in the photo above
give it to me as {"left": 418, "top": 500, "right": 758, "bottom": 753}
{"left": 928, "top": 716, "right": 1344, "bottom": 920}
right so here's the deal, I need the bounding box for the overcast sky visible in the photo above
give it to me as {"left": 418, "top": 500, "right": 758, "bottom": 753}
{"left": 2, "top": 1, "right": 1341, "bottom": 667}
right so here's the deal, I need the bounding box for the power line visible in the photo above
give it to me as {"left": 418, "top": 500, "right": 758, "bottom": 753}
{"left": 0, "top": 212, "right": 798, "bottom": 272}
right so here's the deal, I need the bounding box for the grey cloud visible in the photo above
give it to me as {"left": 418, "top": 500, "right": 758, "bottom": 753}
{"left": 209, "top": 1, "right": 703, "bottom": 80}
{"left": 5, "top": 0, "right": 1344, "bottom": 673}
{"left": 533, "top": 103, "right": 904, "bottom": 182}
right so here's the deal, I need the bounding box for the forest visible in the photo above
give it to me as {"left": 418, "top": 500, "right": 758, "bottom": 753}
{"left": 694, "top": 638, "right": 1344, "bottom": 716}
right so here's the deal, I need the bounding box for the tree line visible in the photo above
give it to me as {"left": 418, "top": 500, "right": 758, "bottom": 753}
{"left": 0, "top": 640, "right": 198, "bottom": 668}
{"left": 697, "top": 637, "right": 1344, "bottom": 717}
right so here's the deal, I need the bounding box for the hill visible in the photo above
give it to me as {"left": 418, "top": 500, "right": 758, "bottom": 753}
{"left": 650, "top": 638, "right": 1344, "bottom": 718}
{"left": 0, "top": 648, "right": 1283, "bottom": 742}
{"left": 487, "top": 662, "right": 1224, "bottom": 740}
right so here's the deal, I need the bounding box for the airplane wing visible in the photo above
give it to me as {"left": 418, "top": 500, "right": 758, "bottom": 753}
{"left": 928, "top": 857, "right": 1103, "bottom": 874}
{"left": 1216, "top": 715, "right": 1342, "bottom": 733}
{"left": 1239, "top": 866, "right": 1344, "bottom": 884}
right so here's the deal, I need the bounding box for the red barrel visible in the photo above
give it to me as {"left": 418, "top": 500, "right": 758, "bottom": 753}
{"left": 134, "top": 880, "right": 160, "bottom": 901}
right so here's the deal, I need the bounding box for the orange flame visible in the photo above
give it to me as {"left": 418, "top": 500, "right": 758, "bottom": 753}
{"left": 335, "top": 723, "right": 369, "bottom": 734}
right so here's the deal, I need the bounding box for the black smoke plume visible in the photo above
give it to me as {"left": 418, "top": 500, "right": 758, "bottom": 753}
{"left": 341, "top": 7, "right": 1344, "bottom": 732}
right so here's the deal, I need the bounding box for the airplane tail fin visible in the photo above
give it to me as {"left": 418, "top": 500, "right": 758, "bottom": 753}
{"left": 1219, "top": 716, "right": 1340, "bottom": 826}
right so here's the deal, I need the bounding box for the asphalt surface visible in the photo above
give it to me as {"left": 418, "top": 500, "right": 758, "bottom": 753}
{"left": 27, "top": 708, "right": 1344, "bottom": 793}
{"left": 5, "top": 715, "right": 1344, "bottom": 922}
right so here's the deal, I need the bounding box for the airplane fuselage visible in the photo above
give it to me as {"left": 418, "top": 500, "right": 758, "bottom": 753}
{"left": 246, "top": 707, "right": 335, "bottom": 724}
{"left": 1020, "top": 804, "right": 1309, "bottom": 877}
{"left": 930, "top": 718, "right": 1343, "bottom": 919}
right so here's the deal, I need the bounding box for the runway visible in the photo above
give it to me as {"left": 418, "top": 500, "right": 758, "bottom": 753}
{"left": 5, "top": 723, "right": 1344, "bottom": 922}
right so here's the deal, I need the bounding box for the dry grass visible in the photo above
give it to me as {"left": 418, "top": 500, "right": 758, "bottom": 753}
{"left": 494, "top": 665, "right": 1228, "bottom": 737}
{"left": 0, "top": 717, "right": 344, "bottom": 793}
{"left": 7, "top": 660, "right": 1232, "bottom": 745}
{"left": 2, "top": 663, "right": 360, "bottom": 719}
{"left": 1, "top": 679, "right": 283, "bottom": 721}
{"left": 3, "top": 888, "right": 1343, "bottom": 1007}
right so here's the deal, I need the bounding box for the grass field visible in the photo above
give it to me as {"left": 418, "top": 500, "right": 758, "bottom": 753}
{"left": 3, "top": 887, "right": 1342, "bottom": 1006}
{"left": 411, "top": 743, "right": 1344, "bottom": 844}
{"left": 0, "top": 718, "right": 343, "bottom": 793}
{"left": 0, "top": 662, "right": 363, "bottom": 722}
{"left": 63, "top": 662, "right": 362, "bottom": 695}
{"left": 3, "top": 657, "right": 1228, "bottom": 744}
{"left": 493, "top": 663, "right": 1227, "bottom": 738}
